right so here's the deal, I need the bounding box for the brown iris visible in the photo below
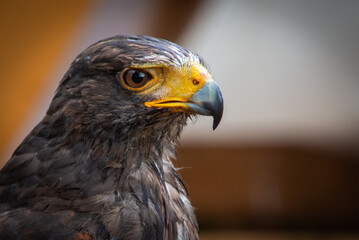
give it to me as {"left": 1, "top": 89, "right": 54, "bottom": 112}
{"left": 122, "top": 69, "right": 153, "bottom": 89}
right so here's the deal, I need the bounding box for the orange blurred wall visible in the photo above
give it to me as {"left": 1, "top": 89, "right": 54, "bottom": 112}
{"left": 0, "top": 0, "right": 91, "bottom": 165}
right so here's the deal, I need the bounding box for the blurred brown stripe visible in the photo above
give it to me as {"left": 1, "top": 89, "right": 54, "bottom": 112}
{"left": 150, "top": 0, "right": 203, "bottom": 42}
{"left": 176, "top": 146, "right": 359, "bottom": 230}
{"left": 0, "top": 0, "right": 92, "bottom": 163}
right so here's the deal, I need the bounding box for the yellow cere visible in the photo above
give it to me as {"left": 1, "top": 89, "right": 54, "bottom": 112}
{"left": 144, "top": 62, "right": 212, "bottom": 112}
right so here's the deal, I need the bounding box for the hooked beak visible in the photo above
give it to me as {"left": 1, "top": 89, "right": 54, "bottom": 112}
{"left": 184, "top": 79, "right": 223, "bottom": 130}
{"left": 145, "top": 79, "right": 223, "bottom": 130}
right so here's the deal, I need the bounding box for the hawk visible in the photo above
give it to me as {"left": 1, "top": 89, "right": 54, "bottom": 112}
{"left": 0, "top": 35, "right": 223, "bottom": 239}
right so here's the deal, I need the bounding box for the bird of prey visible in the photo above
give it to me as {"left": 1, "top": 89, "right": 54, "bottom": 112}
{"left": 0, "top": 35, "right": 223, "bottom": 240}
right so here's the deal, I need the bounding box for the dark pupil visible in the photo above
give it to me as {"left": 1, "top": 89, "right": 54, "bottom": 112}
{"left": 132, "top": 71, "right": 146, "bottom": 84}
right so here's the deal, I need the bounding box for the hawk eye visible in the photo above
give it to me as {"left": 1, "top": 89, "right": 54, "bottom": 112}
{"left": 122, "top": 69, "right": 152, "bottom": 89}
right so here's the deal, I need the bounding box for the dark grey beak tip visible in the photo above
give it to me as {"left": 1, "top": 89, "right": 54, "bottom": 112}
{"left": 212, "top": 119, "right": 220, "bottom": 130}
{"left": 210, "top": 91, "right": 223, "bottom": 130}
{"left": 212, "top": 108, "right": 222, "bottom": 130}
{"left": 203, "top": 90, "right": 223, "bottom": 130}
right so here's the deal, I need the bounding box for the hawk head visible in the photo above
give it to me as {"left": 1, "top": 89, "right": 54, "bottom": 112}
{"left": 48, "top": 35, "right": 223, "bottom": 143}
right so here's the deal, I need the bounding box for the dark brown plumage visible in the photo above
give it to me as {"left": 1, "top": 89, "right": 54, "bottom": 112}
{"left": 0, "top": 35, "right": 223, "bottom": 240}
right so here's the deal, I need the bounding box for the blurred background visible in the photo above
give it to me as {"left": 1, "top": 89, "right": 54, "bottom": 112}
{"left": 0, "top": 0, "right": 358, "bottom": 239}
